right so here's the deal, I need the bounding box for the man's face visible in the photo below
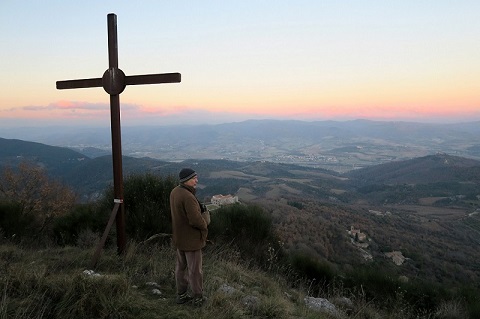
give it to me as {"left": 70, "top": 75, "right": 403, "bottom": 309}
{"left": 184, "top": 175, "right": 198, "bottom": 188}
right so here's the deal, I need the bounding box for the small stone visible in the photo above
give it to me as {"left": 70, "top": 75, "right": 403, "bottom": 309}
{"left": 151, "top": 289, "right": 162, "bottom": 295}
{"left": 304, "top": 296, "right": 341, "bottom": 317}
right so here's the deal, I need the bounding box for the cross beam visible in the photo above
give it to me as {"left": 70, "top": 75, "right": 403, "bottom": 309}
{"left": 56, "top": 13, "right": 181, "bottom": 260}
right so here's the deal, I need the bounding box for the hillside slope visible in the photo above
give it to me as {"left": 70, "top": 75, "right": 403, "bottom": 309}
{"left": 2, "top": 138, "right": 480, "bottom": 207}
{"left": 0, "top": 137, "right": 90, "bottom": 176}
{"left": 347, "top": 153, "right": 480, "bottom": 185}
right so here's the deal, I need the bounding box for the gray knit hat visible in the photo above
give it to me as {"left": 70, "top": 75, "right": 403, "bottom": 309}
{"left": 179, "top": 168, "right": 197, "bottom": 183}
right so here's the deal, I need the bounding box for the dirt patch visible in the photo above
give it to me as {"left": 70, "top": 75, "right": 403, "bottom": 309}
{"left": 264, "top": 183, "right": 302, "bottom": 199}
{"left": 236, "top": 187, "right": 257, "bottom": 201}
{"left": 418, "top": 197, "right": 448, "bottom": 205}
{"left": 210, "top": 170, "right": 269, "bottom": 182}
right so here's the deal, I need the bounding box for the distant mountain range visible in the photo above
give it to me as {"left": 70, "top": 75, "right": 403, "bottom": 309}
{"left": 1, "top": 136, "right": 479, "bottom": 207}
{"left": 1, "top": 119, "right": 479, "bottom": 172}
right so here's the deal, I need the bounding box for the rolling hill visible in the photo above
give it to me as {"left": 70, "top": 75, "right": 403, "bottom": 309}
{"left": 1, "top": 137, "right": 479, "bottom": 208}
{"left": 347, "top": 153, "right": 480, "bottom": 185}
{"left": 0, "top": 137, "right": 90, "bottom": 177}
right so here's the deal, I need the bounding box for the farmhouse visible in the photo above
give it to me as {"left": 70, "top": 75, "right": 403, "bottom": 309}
{"left": 347, "top": 226, "right": 367, "bottom": 242}
{"left": 385, "top": 251, "right": 406, "bottom": 265}
{"left": 211, "top": 194, "right": 238, "bottom": 206}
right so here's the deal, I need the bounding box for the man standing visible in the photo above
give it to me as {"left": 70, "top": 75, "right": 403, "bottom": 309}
{"left": 170, "top": 168, "right": 209, "bottom": 306}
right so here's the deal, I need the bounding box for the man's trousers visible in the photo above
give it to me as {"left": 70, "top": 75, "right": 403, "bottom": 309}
{"left": 175, "top": 249, "right": 203, "bottom": 297}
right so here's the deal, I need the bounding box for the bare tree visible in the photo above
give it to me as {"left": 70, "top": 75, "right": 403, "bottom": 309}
{"left": 0, "top": 162, "right": 76, "bottom": 232}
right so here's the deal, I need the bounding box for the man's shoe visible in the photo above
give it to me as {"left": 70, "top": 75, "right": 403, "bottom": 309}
{"left": 193, "top": 296, "right": 207, "bottom": 307}
{"left": 176, "top": 292, "right": 193, "bottom": 304}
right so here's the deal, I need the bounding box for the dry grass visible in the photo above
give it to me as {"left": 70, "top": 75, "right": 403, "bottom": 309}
{"left": 0, "top": 240, "right": 473, "bottom": 319}
{"left": 0, "top": 242, "right": 329, "bottom": 319}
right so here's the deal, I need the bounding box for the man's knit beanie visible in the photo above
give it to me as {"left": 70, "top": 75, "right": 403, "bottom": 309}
{"left": 179, "top": 168, "right": 197, "bottom": 183}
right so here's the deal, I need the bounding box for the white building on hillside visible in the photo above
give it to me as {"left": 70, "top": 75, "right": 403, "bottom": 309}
{"left": 211, "top": 194, "right": 238, "bottom": 206}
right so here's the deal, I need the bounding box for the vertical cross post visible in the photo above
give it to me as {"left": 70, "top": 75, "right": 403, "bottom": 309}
{"left": 56, "top": 13, "right": 181, "bottom": 262}
{"left": 106, "top": 14, "right": 126, "bottom": 254}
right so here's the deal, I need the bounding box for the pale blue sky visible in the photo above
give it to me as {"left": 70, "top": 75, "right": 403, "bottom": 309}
{"left": 1, "top": 1, "right": 479, "bottom": 126}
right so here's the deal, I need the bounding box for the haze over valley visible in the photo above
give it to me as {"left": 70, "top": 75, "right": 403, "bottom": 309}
{"left": 1, "top": 119, "right": 479, "bottom": 173}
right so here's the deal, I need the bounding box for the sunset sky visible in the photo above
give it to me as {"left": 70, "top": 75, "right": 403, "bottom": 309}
{"left": 1, "top": 1, "right": 479, "bottom": 127}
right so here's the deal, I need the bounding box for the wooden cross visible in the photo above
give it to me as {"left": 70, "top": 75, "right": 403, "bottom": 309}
{"left": 56, "top": 13, "right": 181, "bottom": 263}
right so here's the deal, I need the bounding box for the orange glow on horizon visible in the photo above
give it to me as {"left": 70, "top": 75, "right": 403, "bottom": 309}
{"left": 2, "top": 98, "right": 478, "bottom": 122}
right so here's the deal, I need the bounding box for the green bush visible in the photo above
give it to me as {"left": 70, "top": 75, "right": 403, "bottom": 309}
{"left": 288, "top": 251, "right": 336, "bottom": 288}
{"left": 344, "top": 265, "right": 400, "bottom": 304}
{"left": 344, "top": 265, "right": 449, "bottom": 312}
{"left": 401, "top": 279, "right": 448, "bottom": 312}
{"left": 0, "top": 163, "right": 77, "bottom": 243}
{"left": 100, "top": 173, "right": 177, "bottom": 241}
{"left": 208, "top": 204, "right": 281, "bottom": 266}
{"left": 287, "top": 201, "right": 304, "bottom": 209}
{"left": 468, "top": 300, "right": 480, "bottom": 319}
{"left": 53, "top": 203, "right": 109, "bottom": 246}
{"left": 209, "top": 204, "right": 272, "bottom": 241}
{"left": 0, "top": 201, "right": 36, "bottom": 240}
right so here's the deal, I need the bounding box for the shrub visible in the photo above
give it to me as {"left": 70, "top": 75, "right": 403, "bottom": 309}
{"left": 401, "top": 279, "right": 449, "bottom": 312}
{"left": 0, "top": 162, "right": 76, "bottom": 238}
{"left": 100, "top": 173, "right": 177, "bottom": 241}
{"left": 287, "top": 201, "right": 304, "bottom": 210}
{"left": 288, "top": 251, "right": 336, "bottom": 292}
{"left": 208, "top": 204, "right": 281, "bottom": 266}
{"left": 0, "top": 201, "right": 35, "bottom": 240}
{"left": 467, "top": 300, "right": 480, "bottom": 319}
{"left": 209, "top": 204, "right": 273, "bottom": 242}
{"left": 345, "top": 265, "right": 400, "bottom": 304}
{"left": 53, "top": 203, "right": 109, "bottom": 246}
